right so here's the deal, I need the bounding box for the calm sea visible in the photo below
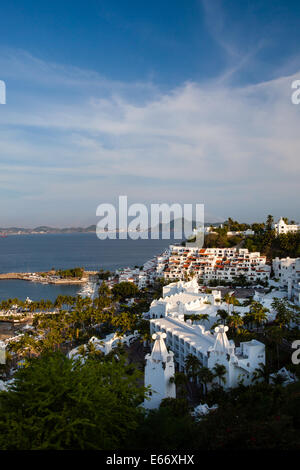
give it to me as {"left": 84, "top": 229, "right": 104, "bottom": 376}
{"left": 0, "top": 233, "right": 175, "bottom": 301}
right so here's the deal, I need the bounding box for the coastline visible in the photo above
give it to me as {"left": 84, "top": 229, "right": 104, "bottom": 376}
{"left": 0, "top": 271, "right": 98, "bottom": 285}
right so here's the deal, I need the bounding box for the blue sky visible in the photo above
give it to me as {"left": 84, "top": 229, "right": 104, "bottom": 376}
{"left": 0, "top": 0, "right": 300, "bottom": 226}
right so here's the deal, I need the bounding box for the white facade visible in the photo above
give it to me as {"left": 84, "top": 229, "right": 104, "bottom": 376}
{"left": 274, "top": 218, "right": 300, "bottom": 236}
{"left": 68, "top": 331, "right": 139, "bottom": 359}
{"left": 269, "top": 367, "right": 298, "bottom": 387}
{"left": 150, "top": 316, "right": 265, "bottom": 389}
{"left": 293, "top": 283, "right": 300, "bottom": 307}
{"left": 138, "top": 273, "right": 148, "bottom": 289}
{"left": 114, "top": 250, "right": 170, "bottom": 288}
{"left": 115, "top": 267, "right": 150, "bottom": 289}
{"left": 272, "top": 257, "right": 300, "bottom": 287}
{"left": 144, "top": 332, "right": 176, "bottom": 409}
{"left": 227, "top": 229, "right": 255, "bottom": 236}
{"left": 0, "top": 340, "right": 6, "bottom": 365}
{"left": 147, "top": 277, "right": 221, "bottom": 320}
{"left": 162, "top": 277, "right": 200, "bottom": 297}
{"left": 116, "top": 267, "right": 140, "bottom": 283}
{"left": 272, "top": 257, "right": 300, "bottom": 305}
{"left": 162, "top": 246, "right": 270, "bottom": 283}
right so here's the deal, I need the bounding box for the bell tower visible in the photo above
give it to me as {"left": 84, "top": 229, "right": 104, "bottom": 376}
{"left": 144, "top": 332, "right": 176, "bottom": 409}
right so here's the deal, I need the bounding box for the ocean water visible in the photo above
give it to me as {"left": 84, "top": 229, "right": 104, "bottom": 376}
{"left": 0, "top": 233, "right": 175, "bottom": 301}
{"left": 0, "top": 280, "right": 81, "bottom": 302}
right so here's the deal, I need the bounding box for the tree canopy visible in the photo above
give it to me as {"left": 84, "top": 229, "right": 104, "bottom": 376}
{"left": 112, "top": 281, "right": 139, "bottom": 301}
{"left": 0, "top": 352, "right": 145, "bottom": 450}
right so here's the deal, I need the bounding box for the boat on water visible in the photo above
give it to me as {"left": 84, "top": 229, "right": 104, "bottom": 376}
{"left": 78, "top": 282, "right": 97, "bottom": 299}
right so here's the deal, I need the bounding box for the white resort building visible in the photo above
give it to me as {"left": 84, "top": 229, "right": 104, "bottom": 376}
{"left": 273, "top": 218, "right": 300, "bottom": 236}
{"left": 150, "top": 316, "right": 265, "bottom": 389}
{"left": 115, "top": 267, "right": 152, "bottom": 289}
{"left": 147, "top": 277, "right": 221, "bottom": 322}
{"left": 162, "top": 246, "right": 270, "bottom": 283}
{"left": 144, "top": 277, "right": 266, "bottom": 390}
{"left": 144, "top": 331, "right": 176, "bottom": 409}
{"left": 272, "top": 257, "right": 300, "bottom": 305}
{"left": 114, "top": 249, "right": 170, "bottom": 289}
{"left": 68, "top": 331, "right": 139, "bottom": 360}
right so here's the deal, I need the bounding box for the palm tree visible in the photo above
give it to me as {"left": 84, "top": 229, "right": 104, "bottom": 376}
{"left": 185, "top": 354, "right": 201, "bottom": 383}
{"left": 235, "top": 328, "right": 255, "bottom": 342}
{"left": 252, "top": 362, "right": 270, "bottom": 384}
{"left": 271, "top": 372, "right": 286, "bottom": 386}
{"left": 230, "top": 295, "right": 240, "bottom": 313}
{"left": 271, "top": 298, "right": 295, "bottom": 329}
{"left": 194, "top": 313, "right": 209, "bottom": 324}
{"left": 266, "top": 214, "right": 274, "bottom": 231}
{"left": 216, "top": 309, "right": 228, "bottom": 323}
{"left": 45, "top": 299, "right": 53, "bottom": 312}
{"left": 212, "top": 363, "right": 227, "bottom": 387}
{"left": 111, "top": 311, "right": 137, "bottom": 335}
{"left": 77, "top": 344, "right": 87, "bottom": 357}
{"left": 227, "top": 312, "right": 244, "bottom": 333}
{"left": 170, "top": 372, "right": 188, "bottom": 398}
{"left": 197, "top": 366, "right": 214, "bottom": 395}
{"left": 86, "top": 341, "right": 103, "bottom": 358}
{"left": 54, "top": 295, "right": 63, "bottom": 309}
{"left": 223, "top": 293, "right": 240, "bottom": 314}
{"left": 242, "top": 296, "right": 253, "bottom": 307}
{"left": 223, "top": 293, "right": 232, "bottom": 314}
{"left": 246, "top": 301, "right": 269, "bottom": 330}
{"left": 266, "top": 325, "right": 284, "bottom": 369}
{"left": 136, "top": 318, "right": 151, "bottom": 344}
{"left": 39, "top": 299, "right": 46, "bottom": 312}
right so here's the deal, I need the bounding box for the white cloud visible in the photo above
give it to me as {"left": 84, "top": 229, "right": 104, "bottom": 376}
{"left": 0, "top": 49, "right": 299, "bottom": 225}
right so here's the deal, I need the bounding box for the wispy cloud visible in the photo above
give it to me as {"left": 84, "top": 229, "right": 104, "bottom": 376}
{"left": 0, "top": 48, "right": 299, "bottom": 225}
{"left": 200, "top": 0, "right": 272, "bottom": 85}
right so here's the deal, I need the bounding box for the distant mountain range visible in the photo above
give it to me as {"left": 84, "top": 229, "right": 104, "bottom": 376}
{"left": 0, "top": 225, "right": 97, "bottom": 235}
{"left": 0, "top": 219, "right": 224, "bottom": 235}
{"left": 148, "top": 218, "right": 223, "bottom": 233}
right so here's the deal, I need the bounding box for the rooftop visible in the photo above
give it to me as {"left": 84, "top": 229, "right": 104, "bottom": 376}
{"left": 151, "top": 316, "right": 220, "bottom": 356}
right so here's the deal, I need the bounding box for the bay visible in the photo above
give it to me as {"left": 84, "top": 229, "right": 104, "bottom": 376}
{"left": 0, "top": 233, "right": 175, "bottom": 301}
